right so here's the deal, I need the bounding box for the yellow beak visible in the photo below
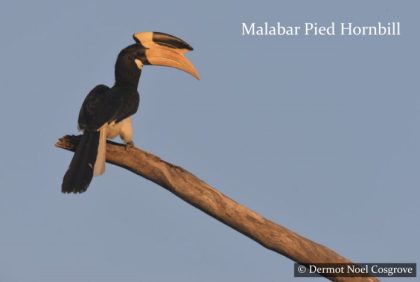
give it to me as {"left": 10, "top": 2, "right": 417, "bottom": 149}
{"left": 133, "top": 32, "right": 200, "bottom": 80}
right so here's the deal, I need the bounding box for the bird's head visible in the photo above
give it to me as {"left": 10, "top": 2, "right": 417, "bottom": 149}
{"left": 116, "top": 32, "right": 199, "bottom": 81}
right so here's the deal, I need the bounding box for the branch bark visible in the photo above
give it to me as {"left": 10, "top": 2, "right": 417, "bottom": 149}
{"left": 56, "top": 135, "right": 378, "bottom": 282}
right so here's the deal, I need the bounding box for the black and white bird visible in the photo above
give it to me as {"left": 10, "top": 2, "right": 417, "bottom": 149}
{"left": 62, "top": 32, "right": 199, "bottom": 193}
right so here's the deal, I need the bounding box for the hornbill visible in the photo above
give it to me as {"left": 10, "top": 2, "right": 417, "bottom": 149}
{"left": 62, "top": 32, "right": 199, "bottom": 193}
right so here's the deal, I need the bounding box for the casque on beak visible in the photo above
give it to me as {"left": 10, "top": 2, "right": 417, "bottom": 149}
{"left": 133, "top": 32, "right": 200, "bottom": 80}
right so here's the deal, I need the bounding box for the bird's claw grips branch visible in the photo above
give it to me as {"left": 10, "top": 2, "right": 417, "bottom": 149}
{"left": 56, "top": 134, "right": 379, "bottom": 282}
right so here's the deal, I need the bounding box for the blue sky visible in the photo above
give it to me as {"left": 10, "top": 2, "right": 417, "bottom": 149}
{"left": 0, "top": 1, "right": 419, "bottom": 281}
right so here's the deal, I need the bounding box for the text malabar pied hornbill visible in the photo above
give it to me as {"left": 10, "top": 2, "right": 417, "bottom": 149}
{"left": 62, "top": 32, "right": 199, "bottom": 193}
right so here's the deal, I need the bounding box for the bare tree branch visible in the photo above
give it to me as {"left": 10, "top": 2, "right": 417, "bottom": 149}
{"left": 56, "top": 135, "right": 378, "bottom": 282}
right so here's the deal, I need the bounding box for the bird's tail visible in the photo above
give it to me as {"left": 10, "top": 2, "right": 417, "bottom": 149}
{"left": 62, "top": 131, "right": 100, "bottom": 193}
{"left": 93, "top": 127, "right": 107, "bottom": 176}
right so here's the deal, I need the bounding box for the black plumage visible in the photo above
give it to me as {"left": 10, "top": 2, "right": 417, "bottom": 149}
{"left": 62, "top": 32, "right": 199, "bottom": 194}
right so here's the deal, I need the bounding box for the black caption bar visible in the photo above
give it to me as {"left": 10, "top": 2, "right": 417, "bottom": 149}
{"left": 294, "top": 263, "right": 416, "bottom": 278}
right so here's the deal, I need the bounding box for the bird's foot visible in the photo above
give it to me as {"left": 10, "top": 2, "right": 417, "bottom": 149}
{"left": 125, "top": 141, "right": 135, "bottom": 150}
